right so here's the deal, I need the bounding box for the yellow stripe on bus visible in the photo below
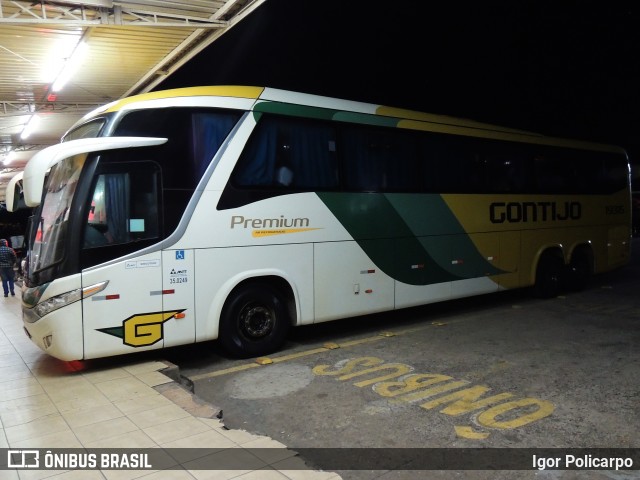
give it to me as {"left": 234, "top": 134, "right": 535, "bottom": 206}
{"left": 105, "top": 86, "right": 265, "bottom": 112}
{"left": 252, "top": 228, "right": 321, "bottom": 237}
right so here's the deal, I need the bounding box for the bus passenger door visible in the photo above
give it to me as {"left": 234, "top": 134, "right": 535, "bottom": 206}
{"left": 161, "top": 249, "right": 195, "bottom": 347}
{"left": 82, "top": 254, "right": 164, "bottom": 359}
{"left": 80, "top": 161, "right": 168, "bottom": 359}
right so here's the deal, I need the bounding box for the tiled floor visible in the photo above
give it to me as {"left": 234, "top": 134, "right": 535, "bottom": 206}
{"left": 0, "top": 295, "right": 342, "bottom": 480}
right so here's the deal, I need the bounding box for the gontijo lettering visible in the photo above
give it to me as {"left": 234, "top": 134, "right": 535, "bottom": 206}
{"left": 490, "top": 201, "right": 581, "bottom": 223}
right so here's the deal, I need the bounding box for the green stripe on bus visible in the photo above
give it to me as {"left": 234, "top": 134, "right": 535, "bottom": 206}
{"left": 254, "top": 102, "right": 337, "bottom": 120}
{"left": 387, "top": 194, "right": 504, "bottom": 279}
{"left": 253, "top": 102, "right": 401, "bottom": 128}
{"left": 332, "top": 112, "right": 400, "bottom": 127}
{"left": 316, "top": 192, "right": 503, "bottom": 285}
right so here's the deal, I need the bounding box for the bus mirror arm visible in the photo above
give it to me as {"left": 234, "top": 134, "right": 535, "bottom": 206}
{"left": 23, "top": 137, "right": 167, "bottom": 208}
{"left": 5, "top": 171, "right": 24, "bottom": 213}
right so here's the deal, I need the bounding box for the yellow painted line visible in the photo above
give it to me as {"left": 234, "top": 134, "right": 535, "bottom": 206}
{"left": 454, "top": 426, "right": 490, "bottom": 440}
{"left": 188, "top": 317, "right": 472, "bottom": 381}
{"left": 477, "top": 398, "right": 555, "bottom": 429}
{"left": 189, "top": 362, "right": 260, "bottom": 381}
{"left": 269, "top": 347, "right": 332, "bottom": 363}
{"left": 337, "top": 335, "right": 389, "bottom": 348}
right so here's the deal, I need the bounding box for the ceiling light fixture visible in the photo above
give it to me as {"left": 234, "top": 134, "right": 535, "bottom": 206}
{"left": 52, "top": 41, "right": 88, "bottom": 92}
{"left": 20, "top": 115, "right": 41, "bottom": 140}
{"left": 1, "top": 150, "right": 17, "bottom": 165}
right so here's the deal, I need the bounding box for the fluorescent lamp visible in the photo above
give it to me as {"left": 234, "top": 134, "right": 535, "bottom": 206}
{"left": 68, "top": 1, "right": 113, "bottom": 6}
{"left": 52, "top": 41, "right": 88, "bottom": 92}
{"left": 1, "top": 151, "right": 16, "bottom": 163}
{"left": 20, "top": 115, "right": 41, "bottom": 140}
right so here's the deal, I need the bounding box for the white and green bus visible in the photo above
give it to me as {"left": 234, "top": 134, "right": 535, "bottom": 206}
{"left": 17, "top": 86, "right": 631, "bottom": 361}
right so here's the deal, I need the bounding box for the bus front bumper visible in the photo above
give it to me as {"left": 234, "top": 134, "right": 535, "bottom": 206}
{"left": 22, "top": 301, "right": 84, "bottom": 361}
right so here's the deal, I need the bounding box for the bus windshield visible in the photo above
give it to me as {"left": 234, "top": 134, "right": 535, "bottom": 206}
{"left": 31, "top": 153, "right": 87, "bottom": 274}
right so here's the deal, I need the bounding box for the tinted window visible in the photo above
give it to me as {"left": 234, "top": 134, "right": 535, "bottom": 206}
{"left": 111, "top": 107, "right": 242, "bottom": 234}
{"left": 64, "top": 119, "right": 106, "bottom": 141}
{"left": 114, "top": 108, "right": 242, "bottom": 190}
{"left": 341, "top": 125, "right": 420, "bottom": 192}
{"left": 80, "top": 161, "right": 161, "bottom": 269}
{"left": 226, "top": 113, "right": 628, "bottom": 201}
{"left": 233, "top": 115, "right": 338, "bottom": 189}
{"left": 83, "top": 168, "right": 160, "bottom": 249}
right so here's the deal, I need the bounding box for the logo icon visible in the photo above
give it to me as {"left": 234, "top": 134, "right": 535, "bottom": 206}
{"left": 8, "top": 450, "right": 39, "bottom": 468}
{"left": 175, "top": 250, "right": 185, "bottom": 260}
{"left": 97, "top": 310, "right": 185, "bottom": 347}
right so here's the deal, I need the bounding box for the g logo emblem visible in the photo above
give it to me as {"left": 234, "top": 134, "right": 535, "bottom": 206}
{"left": 97, "top": 310, "right": 185, "bottom": 347}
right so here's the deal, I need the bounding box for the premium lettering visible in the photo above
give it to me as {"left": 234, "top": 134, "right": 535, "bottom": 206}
{"left": 490, "top": 201, "right": 581, "bottom": 223}
{"left": 231, "top": 215, "right": 310, "bottom": 229}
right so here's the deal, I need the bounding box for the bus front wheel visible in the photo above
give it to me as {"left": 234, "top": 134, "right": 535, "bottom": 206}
{"left": 219, "top": 283, "right": 290, "bottom": 358}
{"left": 533, "top": 254, "right": 564, "bottom": 299}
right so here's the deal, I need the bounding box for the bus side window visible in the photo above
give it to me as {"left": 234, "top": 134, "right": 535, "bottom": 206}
{"left": 602, "top": 156, "right": 630, "bottom": 193}
{"left": 341, "top": 125, "right": 419, "bottom": 192}
{"left": 83, "top": 165, "right": 160, "bottom": 250}
{"left": 285, "top": 122, "right": 338, "bottom": 189}
{"left": 84, "top": 175, "right": 112, "bottom": 248}
{"left": 384, "top": 131, "right": 420, "bottom": 191}
{"left": 534, "top": 155, "right": 566, "bottom": 193}
{"left": 420, "top": 134, "right": 445, "bottom": 192}
{"left": 233, "top": 115, "right": 338, "bottom": 190}
{"left": 275, "top": 129, "right": 294, "bottom": 186}
{"left": 483, "top": 148, "right": 525, "bottom": 193}
{"left": 422, "top": 134, "right": 478, "bottom": 193}
{"left": 341, "top": 126, "right": 381, "bottom": 191}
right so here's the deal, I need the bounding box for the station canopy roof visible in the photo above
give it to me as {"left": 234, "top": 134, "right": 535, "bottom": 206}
{"left": 0, "top": 0, "right": 265, "bottom": 203}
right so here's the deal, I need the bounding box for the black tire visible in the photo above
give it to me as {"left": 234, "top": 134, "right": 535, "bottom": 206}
{"left": 568, "top": 250, "right": 592, "bottom": 292}
{"left": 219, "top": 282, "right": 290, "bottom": 358}
{"left": 533, "top": 254, "right": 564, "bottom": 299}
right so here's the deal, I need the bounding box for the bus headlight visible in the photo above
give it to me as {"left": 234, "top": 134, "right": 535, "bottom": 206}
{"left": 31, "top": 289, "right": 82, "bottom": 321}
{"left": 25, "top": 281, "right": 109, "bottom": 323}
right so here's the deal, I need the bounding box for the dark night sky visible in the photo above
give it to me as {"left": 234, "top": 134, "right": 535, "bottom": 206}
{"left": 156, "top": 0, "right": 640, "bottom": 173}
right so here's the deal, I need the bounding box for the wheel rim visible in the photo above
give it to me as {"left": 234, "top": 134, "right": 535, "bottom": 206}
{"left": 239, "top": 302, "right": 274, "bottom": 339}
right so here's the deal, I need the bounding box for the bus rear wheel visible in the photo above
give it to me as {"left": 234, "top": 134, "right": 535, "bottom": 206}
{"left": 219, "top": 282, "right": 290, "bottom": 358}
{"left": 533, "top": 254, "right": 564, "bottom": 299}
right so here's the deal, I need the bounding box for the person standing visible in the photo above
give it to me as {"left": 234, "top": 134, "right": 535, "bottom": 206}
{"left": 0, "top": 239, "right": 17, "bottom": 297}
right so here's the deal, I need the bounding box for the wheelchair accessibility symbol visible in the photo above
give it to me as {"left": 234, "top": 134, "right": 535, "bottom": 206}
{"left": 175, "top": 250, "right": 185, "bottom": 260}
